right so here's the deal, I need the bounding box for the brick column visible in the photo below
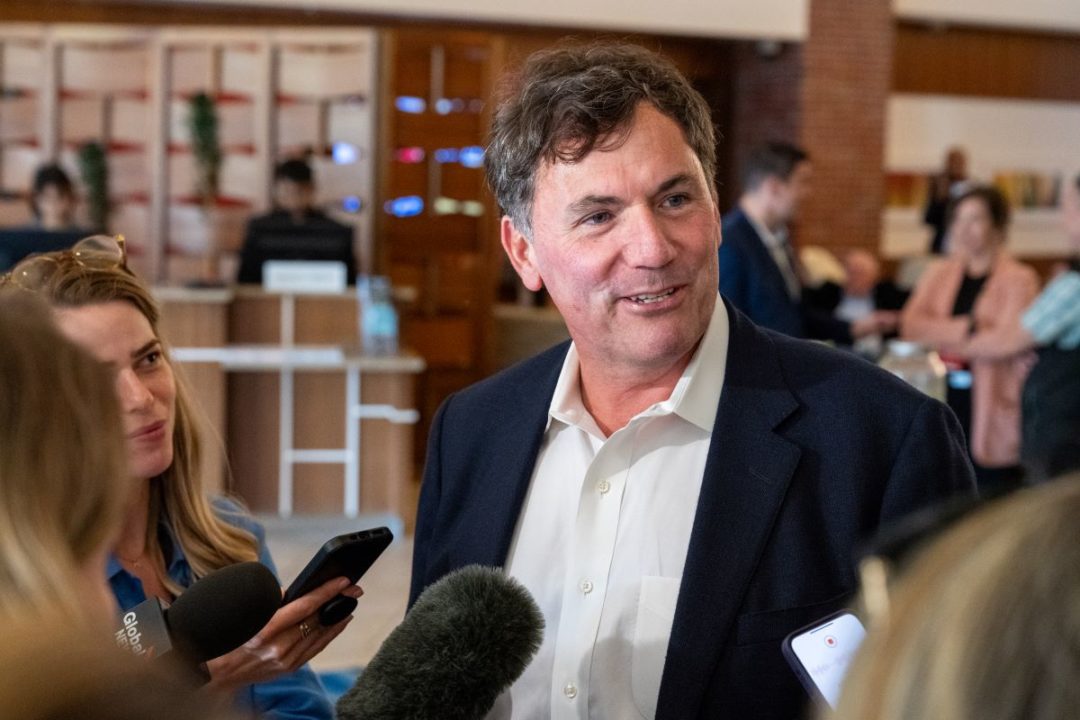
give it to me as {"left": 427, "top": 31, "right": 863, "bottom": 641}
{"left": 729, "top": 40, "right": 804, "bottom": 206}
{"left": 797, "top": 0, "right": 893, "bottom": 256}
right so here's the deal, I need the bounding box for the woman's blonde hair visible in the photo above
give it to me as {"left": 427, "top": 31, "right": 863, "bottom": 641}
{"left": 0, "top": 243, "right": 258, "bottom": 595}
{"left": 0, "top": 292, "right": 127, "bottom": 619}
{"left": 834, "top": 475, "right": 1080, "bottom": 720}
{"left": 0, "top": 615, "right": 238, "bottom": 719}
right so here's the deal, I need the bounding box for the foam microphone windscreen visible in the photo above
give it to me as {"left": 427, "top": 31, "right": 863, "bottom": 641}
{"left": 167, "top": 561, "right": 281, "bottom": 662}
{"left": 337, "top": 565, "right": 544, "bottom": 720}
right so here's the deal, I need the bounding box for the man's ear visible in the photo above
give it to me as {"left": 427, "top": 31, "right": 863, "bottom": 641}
{"left": 501, "top": 216, "right": 543, "bottom": 292}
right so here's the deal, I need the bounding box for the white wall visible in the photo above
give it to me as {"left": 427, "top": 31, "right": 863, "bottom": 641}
{"left": 160, "top": 0, "right": 809, "bottom": 40}
{"left": 895, "top": 0, "right": 1080, "bottom": 34}
{"left": 883, "top": 93, "right": 1080, "bottom": 257}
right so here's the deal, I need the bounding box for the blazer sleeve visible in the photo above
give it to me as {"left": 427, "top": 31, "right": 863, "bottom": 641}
{"left": 880, "top": 395, "right": 977, "bottom": 522}
{"left": 409, "top": 394, "right": 452, "bottom": 608}
{"left": 900, "top": 261, "right": 971, "bottom": 349}
{"left": 961, "top": 265, "right": 1041, "bottom": 361}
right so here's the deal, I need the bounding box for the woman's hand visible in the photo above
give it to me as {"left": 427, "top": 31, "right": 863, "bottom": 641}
{"left": 206, "top": 576, "right": 362, "bottom": 689}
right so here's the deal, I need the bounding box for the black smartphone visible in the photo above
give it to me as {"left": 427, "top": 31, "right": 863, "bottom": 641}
{"left": 781, "top": 610, "right": 866, "bottom": 709}
{"left": 282, "top": 527, "right": 393, "bottom": 625}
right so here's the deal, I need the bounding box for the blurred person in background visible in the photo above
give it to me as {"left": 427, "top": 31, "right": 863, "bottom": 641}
{"left": 832, "top": 473, "right": 1080, "bottom": 720}
{"left": 720, "top": 142, "right": 893, "bottom": 343}
{"left": 959, "top": 172, "right": 1080, "bottom": 483}
{"left": 901, "top": 185, "right": 1040, "bottom": 495}
{"left": 923, "top": 146, "right": 970, "bottom": 255}
{"left": 0, "top": 291, "right": 128, "bottom": 625}
{"left": 803, "top": 248, "right": 908, "bottom": 358}
{"left": 0, "top": 236, "right": 360, "bottom": 720}
{"left": 245, "top": 158, "right": 341, "bottom": 229}
{"left": 24, "top": 163, "right": 91, "bottom": 233}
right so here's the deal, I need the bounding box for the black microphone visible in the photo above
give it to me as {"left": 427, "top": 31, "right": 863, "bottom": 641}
{"left": 114, "top": 561, "right": 281, "bottom": 676}
{"left": 337, "top": 565, "right": 544, "bottom": 720}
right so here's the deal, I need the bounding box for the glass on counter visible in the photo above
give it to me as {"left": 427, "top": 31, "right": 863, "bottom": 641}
{"left": 357, "top": 275, "right": 399, "bottom": 356}
{"left": 878, "top": 340, "right": 947, "bottom": 402}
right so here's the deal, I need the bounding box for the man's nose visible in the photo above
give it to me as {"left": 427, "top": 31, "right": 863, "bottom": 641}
{"left": 624, "top": 207, "right": 677, "bottom": 268}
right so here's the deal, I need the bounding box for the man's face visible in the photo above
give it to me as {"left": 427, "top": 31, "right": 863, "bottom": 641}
{"left": 771, "top": 160, "right": 812, "bottom": 226}
{"left": 274, "top": 178, "right": 314, "bottom": 215}
{"left": 502, "top": 103, "right": 720, "bottom": 377}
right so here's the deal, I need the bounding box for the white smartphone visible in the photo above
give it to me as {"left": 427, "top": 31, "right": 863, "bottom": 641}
{"left": 781, "top": 610, "right": 866, "bottom": 708}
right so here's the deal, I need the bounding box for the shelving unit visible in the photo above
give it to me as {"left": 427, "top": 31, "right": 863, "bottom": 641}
{"left": 0, "top": 24, "right": 378, "bottom": 284}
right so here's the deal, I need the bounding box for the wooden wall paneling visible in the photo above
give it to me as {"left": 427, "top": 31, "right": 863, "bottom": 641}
{"left": 895, "top": 22, "right": 1080, "bottom": 101}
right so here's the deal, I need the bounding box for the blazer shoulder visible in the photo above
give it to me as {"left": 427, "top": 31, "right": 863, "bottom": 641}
{"left": 764, "top": 327, "right": 930, "bottom": 411}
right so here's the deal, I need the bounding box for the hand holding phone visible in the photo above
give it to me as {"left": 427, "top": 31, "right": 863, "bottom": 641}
{"left": 283, "top": 527, "right": 393, "bottom": 626}
{"left": 781, "top": 610, "right": 866, "bottom": 708}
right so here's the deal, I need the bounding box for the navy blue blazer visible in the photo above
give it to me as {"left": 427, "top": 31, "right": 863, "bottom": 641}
{"left": 720, "top": 208, "right": 851, "bottom": 343}
{"left": 410, "top": 300, "right": 975, "bottom": 719}
{"left": 720, "top": 208, "right": 804, "bottom": 337}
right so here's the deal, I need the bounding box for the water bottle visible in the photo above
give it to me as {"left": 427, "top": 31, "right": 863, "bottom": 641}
{"left": 358, "top": 275, "right": 399, "bottom": 356}
{"left": 878, "top": 340, "right": 947, "bottom": 402}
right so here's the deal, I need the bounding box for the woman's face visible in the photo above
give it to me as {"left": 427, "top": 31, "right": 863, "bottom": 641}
{"left": 54, "top": 301, "right": 177, "bottom": 481}
{"left": 949, "top": 196, "right": 1001, "bottom": 257}
{"left": 35, "top": 184, "right": 75, "bottom": 230}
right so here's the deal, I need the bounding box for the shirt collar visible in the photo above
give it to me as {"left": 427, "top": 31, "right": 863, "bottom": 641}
{"left": 547, "top": 293, "right": 729, "bottom": 435}
{"left": 106, "top": 516, "right": 189, "bottom": 582}
{"left": 745, "top": 211, "right": 787, "bottom": 249}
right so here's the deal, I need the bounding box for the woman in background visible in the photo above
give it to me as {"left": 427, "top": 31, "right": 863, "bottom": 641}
{"left": 832, "top": 474, "right": 1080, "bottom": 720}
{"left": 0, "top": 236, "right": 358, "bottom": 720}
{"left": 26, "top": 163, "right": 88, "bottom": 232}
{"left": 901, "top": 185, "right": 1040, "bottom": 494}
{"left": 0, "top": 291, "right": 128, "bottom": 624}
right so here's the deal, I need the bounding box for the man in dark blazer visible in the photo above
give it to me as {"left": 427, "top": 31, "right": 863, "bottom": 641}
{"left": 720, "top": 144, "right": 891, "bottom": 343}
{"left": 410, "top": 44, "right": 974, "bottom": 720}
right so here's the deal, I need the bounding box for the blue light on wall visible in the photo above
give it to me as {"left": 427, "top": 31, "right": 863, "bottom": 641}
{"left": 342, "top": 195, "right": 363, "bottom": 213}
{"left": 384, "top": 195, "right": 424, "bottom": 218}
{"left": 459, "top": 146, "right": 485, "bottom": 168}
{"left": 434, "top": 148, "right": 459, "bottom": 164}
{"left": 395, "top": 96, "right": 426, "bottom": 114}
{"left": 332, "top": 142, "right": 359, "bottom": 165}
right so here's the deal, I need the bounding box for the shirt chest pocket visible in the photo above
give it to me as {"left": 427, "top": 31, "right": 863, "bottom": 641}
{"left": 631, "top": 576, "right": 681, "bottom": 719}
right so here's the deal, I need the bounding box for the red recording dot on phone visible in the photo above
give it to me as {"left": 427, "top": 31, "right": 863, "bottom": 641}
{"left": 824, "top": 635, "right": 837, "bottom": 648}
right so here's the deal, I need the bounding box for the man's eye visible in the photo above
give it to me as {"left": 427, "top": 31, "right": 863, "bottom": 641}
{"left": 583, "top": 211, "right": 613, "bottom": 225}
{"left": 664, "top": 193, "right": 690, "bottom": 208}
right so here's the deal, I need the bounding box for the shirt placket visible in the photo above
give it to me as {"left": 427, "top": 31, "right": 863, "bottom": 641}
{"left": 548, "top": 426, "right": 634, "bottom": 719}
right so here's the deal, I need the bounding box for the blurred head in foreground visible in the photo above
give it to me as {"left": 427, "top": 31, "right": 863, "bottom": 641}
{"left": 0, "top": 291, "right": 129, "bottom": 625}
{"left": 834, "top": 473, "right": 1080, "bottom": 720}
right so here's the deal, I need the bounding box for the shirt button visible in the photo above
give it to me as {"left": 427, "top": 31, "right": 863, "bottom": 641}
{"left": 597, "top": 480, "right": 611, "bottom": 494}
{"left": 564, "top": 682, "right": 578, "bottom": 699}
{"left": 580, "top": 579, "right": 593, "bottom": 594}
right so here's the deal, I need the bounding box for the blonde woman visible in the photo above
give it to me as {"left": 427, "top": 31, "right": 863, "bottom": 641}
{"left": 0, "top": 291, "right": 127, "bottom": 625}
{"left": 833, "top": 474, "right": 1080, "bottom": 719}
{"left": 0, "top": 236, "right": 359, "bottom": 720}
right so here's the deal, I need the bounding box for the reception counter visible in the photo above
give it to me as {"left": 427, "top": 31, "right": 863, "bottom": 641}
{"left": 155, "top": 287, "right": 424, "bottom": 531}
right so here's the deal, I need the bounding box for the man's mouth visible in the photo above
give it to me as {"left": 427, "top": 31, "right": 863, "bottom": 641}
{"left": 629, "top": 287, "right": 677, "bottom": 304}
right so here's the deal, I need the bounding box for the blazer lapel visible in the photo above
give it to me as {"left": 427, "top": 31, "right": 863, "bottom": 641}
{"left": 472, "top": 343, "right": 568, "bottom": 570}
{"left": 656, "top": 304, "right": 802, "bottom": 720}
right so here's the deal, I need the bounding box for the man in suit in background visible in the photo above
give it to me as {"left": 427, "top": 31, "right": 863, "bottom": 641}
{"left": 410, "top": 43, "right": 975, "bottom": 720}
{"left": 720, "top": 143, "right": 892, "bottom": 342}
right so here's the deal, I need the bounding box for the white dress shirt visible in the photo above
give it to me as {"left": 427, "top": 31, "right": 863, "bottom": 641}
{"left": 492, "top": 296, "right": 730, "bottom": 720}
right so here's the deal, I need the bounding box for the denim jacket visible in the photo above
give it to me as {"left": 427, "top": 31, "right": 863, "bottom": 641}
{"left": 108, "top": 498, "right": 333, "bottom": 720}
